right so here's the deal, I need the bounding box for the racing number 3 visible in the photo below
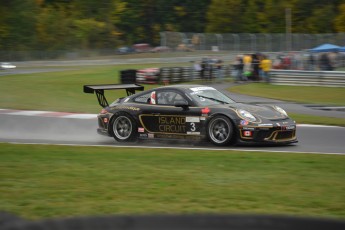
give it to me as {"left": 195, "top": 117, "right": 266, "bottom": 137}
{"left": 186, "top": 117, "right": 201, "bottom": 134}
{"left": 190, "top": 122, "right": 196, "bottom": 132}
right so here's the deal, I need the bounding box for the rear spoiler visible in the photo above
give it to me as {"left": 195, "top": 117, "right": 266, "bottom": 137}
{"left": 83, "top": 83, "right": 144, "bottom": 108}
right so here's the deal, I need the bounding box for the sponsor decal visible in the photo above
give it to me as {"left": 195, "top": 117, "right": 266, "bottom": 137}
{"left": 258, "top": 123, "right": 273, "bottom": 127}
{"left": 158, "top": 116, "right": 186, "bottom": 133}
{"left": 201, "top": 107, "right": 210, "bottom": 114}
{"left": 139, "top": 134, "right": 148, "bottom": 138}
{"left": 115, "top": 106, "right": 140, "bottom": 111}
{"left": 187, "top": 131, "right": 201, "bottom": 135}
{"left": 186, "top": 117, "right": 200, "bottom": 123}
{"left": 282, "top": 125, "right": 295, "bottom": 130}
{"left": 200, "top": 117, "right": 206, "bottom": 120}
{"left": 240, "top": 120, "right": 249, "bottom": 126}
{"left": 138, "top": 127, "right": 145, "bottom": 133}
{"left": 243, "top": 130, "right": 253, "bottom": 137}
{"left": 190, "top": 86, "right": 216, "bottom": 92}
{"left": 148, "top": 133, "right": 154, "bottom": 139}
{"left": 242, "top": 127, "right": 255, "bottom": 131}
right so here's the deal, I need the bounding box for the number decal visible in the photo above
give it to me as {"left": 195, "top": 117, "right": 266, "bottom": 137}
{"left": 186, "top": 117, "right": 201, "bottom": 135}
{"left": 190, "top": 122, "right": 196, "bottom": 132}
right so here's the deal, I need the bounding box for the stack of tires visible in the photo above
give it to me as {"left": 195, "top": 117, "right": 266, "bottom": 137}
{"left": 120, "top": 69, "right": 137, "bottom": 84}
{"left": 171, "top": 67, "right": 182, "bottom": 83}
{"left": 181, "top": 67, "right": 192, "bottom": 82}
{"left": 160, "top": 67, "right": 171, "bottom": 85}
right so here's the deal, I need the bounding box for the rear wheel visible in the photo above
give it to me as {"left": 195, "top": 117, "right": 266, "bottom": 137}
{"left": 207, "top": 115, "right": 234, "bottom": 146}
{"left": 111, "top": 112, "right": 137, "bottom": 142}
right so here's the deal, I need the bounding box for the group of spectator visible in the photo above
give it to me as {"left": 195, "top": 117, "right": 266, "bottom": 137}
{"left": 190, "top": 50, "right": 344, "bottom": 84}
{"left": 273, "top": 51, "right": 344, "bottom": 71}
{"left": 232, "top": 53, "right": 272, "bottom": 83}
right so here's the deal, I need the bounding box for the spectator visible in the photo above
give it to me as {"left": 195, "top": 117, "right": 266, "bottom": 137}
{"left": 260, "top": 55, "right": 272, "bottom": 82}
{"left": 251, "top": 53, "right": 260, "bottom": 81}
{"left": 215, "top": 59, "right": 224, "bottom": 82}
{"left": 319, "top": 53, "right": 333, "bottom": 71}
{"left": 201, "top": 58, "right": 207, "bottom": 81}
{"left": 243, "top": 54, "right": 252, "bottom": 79}
{"left": 233, "top": 55, "right": 244, "bottom": 82}
{"left": 307, "top": 53, "right": 315, "bottom": 70}
{"left": 192, "top": 61, "right": 202, "bottom": 80}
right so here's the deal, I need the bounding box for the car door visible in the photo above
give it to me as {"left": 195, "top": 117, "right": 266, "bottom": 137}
{"left": 139, "top": 89, "right": 205, "bottom": 137}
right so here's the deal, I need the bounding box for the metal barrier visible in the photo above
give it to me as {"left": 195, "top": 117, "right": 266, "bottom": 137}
{"left": 270, "top": 70, "right": 345, "bottom": 87}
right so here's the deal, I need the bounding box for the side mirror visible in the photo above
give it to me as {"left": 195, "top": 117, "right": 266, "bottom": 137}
{"left": 174, "top": 100, "right": 189, "bottom": 110}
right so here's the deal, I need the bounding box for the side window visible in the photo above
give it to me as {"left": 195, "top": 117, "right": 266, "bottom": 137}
{"left": 133, "top": 92, "right": 151, "bottom": 104}
{"left": 157, "top": 91, "right": 187, "bottom": 106}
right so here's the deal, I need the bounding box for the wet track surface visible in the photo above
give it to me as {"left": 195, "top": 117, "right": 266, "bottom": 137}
{"left": 0, "top": 114, "right": 344, "bottom": 155}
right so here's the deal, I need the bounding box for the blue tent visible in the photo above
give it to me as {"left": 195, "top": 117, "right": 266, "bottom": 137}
{"left": 339, "top": 46, "right": 345, "bottom": 52}
{"left": 309, "top": 43, "right": 341, "bottom": 52}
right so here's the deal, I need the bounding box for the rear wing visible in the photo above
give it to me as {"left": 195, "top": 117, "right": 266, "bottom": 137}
{"left": 83, "top": 83, "right": 144, "bottom": 108}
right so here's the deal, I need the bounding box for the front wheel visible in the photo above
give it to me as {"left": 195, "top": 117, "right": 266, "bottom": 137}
{"left": 207, "top": 115, "right": 234, "bottom": 146}
{"left": 111, "top": 112, "right": 137, "bottom": 142}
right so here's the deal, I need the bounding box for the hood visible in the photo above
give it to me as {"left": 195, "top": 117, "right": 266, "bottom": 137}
{"left": 229, "top": 103, "right": 288, "bottom": 120}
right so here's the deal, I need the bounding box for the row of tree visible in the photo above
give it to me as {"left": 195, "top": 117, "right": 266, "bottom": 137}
{"left": 0, "top": 0, "right": 344, "bottom": 51}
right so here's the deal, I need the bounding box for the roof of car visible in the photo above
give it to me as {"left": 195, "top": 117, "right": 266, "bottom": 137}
{"left": 155, "top": 84, "right": 210, "bottom": 91}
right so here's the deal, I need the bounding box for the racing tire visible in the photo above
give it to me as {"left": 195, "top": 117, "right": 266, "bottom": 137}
{"left": 207, "top": 115, "right": 234, "bottom": 146}
{"left": 110, "top": 112, "right": 137, "bottom": 142}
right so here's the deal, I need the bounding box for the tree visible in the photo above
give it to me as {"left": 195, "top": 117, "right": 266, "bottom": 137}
{"left": 334, "top": 3, "right": 345, "bottom": 32}
{"left": 206, "top": 0, "right": 243, "bottom": 33}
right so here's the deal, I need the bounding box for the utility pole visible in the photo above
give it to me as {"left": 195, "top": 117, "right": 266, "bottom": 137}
{"left": 286, "top": 8, "right": 292, "bottom": 51}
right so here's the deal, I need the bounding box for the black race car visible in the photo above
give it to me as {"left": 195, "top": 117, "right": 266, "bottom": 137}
{"left": 84, "top": 84, "right": 297, "bottom": 146}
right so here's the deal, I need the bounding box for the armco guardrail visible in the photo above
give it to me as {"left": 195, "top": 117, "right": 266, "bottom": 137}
{"left": 270, "top": 70, "right": 345, "bottom": 87}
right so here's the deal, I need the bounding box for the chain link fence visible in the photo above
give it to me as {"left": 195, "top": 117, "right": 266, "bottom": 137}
{"left": 1, "top": 32, "right": 344, "bottom": 62}
{"left": 160, "top": 32, "right": 345, "bottom": 53}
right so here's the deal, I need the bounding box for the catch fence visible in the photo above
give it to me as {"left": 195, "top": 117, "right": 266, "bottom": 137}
{"left": 161, "top": 32, "right": 345, "bottom": 53}
{"left": 1, "top": 33, "right": 344, "bottom": 61}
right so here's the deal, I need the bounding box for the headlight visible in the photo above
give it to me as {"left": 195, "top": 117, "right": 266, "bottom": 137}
{"left": 238, "top": 109, "right": 256, "bottom": 122}
{"left": 274, "top": 106, "right": 288, "bottom": 116}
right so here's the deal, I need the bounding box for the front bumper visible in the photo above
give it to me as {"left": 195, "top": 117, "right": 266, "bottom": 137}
{"left": 238, "top": 122, "right": 297, "bottom": 145}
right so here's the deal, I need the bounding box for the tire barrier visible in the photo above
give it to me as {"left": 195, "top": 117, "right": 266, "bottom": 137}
{"left": 136, "top": 68, "right": 160, "bottom": 84}
{"left": 132, "top": 65, "right": 232, "bottom": 85}
{"left": 2, "top": 213, "right": 345, "bottom": 230}
{"left": 270, "top": 70, "right": 345, "bottom": 87}
{"left": 120, "top": 69, "right": 137, "bottom": 84}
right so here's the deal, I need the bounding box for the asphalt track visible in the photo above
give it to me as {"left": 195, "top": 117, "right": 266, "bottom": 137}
{"left": 0, "top": 113, "right": 344, "bottom": 155}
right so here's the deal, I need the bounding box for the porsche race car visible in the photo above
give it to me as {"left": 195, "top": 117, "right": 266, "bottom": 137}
{"left": 83, "top": 84, "right": 297, "bottom": 146}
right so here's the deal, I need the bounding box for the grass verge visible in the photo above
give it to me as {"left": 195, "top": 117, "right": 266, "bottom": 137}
{"left": 0, "top": 143, "right": 344, "bottom": 220}
{"left": 228, "top": 83, "right": 345, "bottom": 106}
{"left": 290, "top": 113, "right": 345, "bottom": 127}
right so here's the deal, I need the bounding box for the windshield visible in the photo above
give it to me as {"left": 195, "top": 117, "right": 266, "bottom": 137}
{"left": 188, "top": 86, "right": 235, "bottom": 106}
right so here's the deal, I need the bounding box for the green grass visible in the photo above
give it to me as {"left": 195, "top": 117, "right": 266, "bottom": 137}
{"left": 228, "top": 83, "right": 345, "bottom": 106}
{"left": 0, "top": 143, "right": 344, "bottom": 220}
{"left": 291, "top": 113, "right": 345, "bottom": 127}
{"left": 0, "top": 64, "right": 158, "bottom": 113}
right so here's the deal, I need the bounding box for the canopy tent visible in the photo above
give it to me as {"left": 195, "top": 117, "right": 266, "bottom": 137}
{"left": 339, "top": 46, "right": 345, "bottom": 52}
{"left": 309, "top": 43, "right": 341, "bottom": 52}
